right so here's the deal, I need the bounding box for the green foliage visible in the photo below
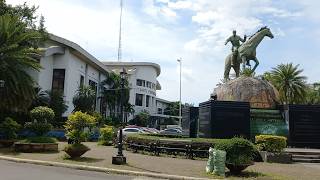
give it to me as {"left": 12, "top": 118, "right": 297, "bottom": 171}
{"left": 255, "top": 135, "right": 287, "bottom": 153}
{"left": 20, "top": 136, "right": 57, "bottom": 143}
{"left": 98, "top": 125, "right": 115, "bottom": 146}
{"left": 0, "top": 117, "right": 21, "bottom": 139}
{"left": 214, "top": 137, "right": 256, "bottom": 166}
{"left": 72, "top": 86, "right": 96, "bottom": 113}
{"left": 130, "top": 111, "right": 150, "bottom": 126}
{"left": 30, "top": 106, "right": 55, "bottom": 123}
{"left": 266, "top": 63, "right": 307, "bottom": 104}
{"left": 0, "top": 14, "right": 42, "bottom": 112}
{"left": 25, "top": 122, "right": 53, "bottom": 136}
{"left": 64, "top": 111, "right": 97, "bottom": 144}
{"left": 241, "top": 68, "right": 255, "bottom": 77}
{"left": 304, "top": 83, "right": 320, "bottom": 105}
{"left": 47, "top": 90, "right": 68, "bottom": 123}
{"left": 101, "top": 72, "right": 131, "bottom": 119}
{"left": 91, "top": 112, "right": 103, "bottom": 125}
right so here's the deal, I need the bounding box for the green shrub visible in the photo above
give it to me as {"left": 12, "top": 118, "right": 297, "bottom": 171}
{"left": 64, "top": 111, "right": 96, "bottom": 144}
{"left": 63, "top": 143, "right": 90, "bottom": 152}
{"left": 30, "top": 106, "right": 55, "bottom": 123}
{"left": 98, "top": 125, "right": 115, "bottom": 146}
{"left": 214, "top": 137, "right": 256, "bottom": 166}
{"left": 255, "top": 135, "right": 287, "bottom": 153}
{"left": 25, "top": 122, "right": 53, "bottom": 136}
{"left": 0, "top": 117, "right": 21, "bottom": 139}
{"left": 20, "top": 136, "right": 57, "bottom": 143}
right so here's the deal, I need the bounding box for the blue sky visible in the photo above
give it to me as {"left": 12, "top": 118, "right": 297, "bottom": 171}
{"left": 7, "top": 0, "right": 320, "bottom": 104}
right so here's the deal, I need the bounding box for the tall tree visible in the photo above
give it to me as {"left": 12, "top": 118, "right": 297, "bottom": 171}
{"left": 0, "top": 14, "right": 42, "bottom": 112}
{"left": 268, "top": 63, "right": 307, "bottom": 104}
{"left": 0, "top": 1, "right": 48, "bottom": 112}
{"left": 101, "top": 72, "right": 131, "bottom": 120}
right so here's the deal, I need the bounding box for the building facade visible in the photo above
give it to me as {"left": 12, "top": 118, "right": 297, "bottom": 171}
{"left": 29, "top": 34, "right": 109, "bottom": 116}
{"left": 29, "top": 34, "right": 171, "bottom": 120}
{"left": 102, "top": 62, "right": 170, "bottom": 118}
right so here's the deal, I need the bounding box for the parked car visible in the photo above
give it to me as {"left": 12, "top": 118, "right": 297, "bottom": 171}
{"left": 141, "top": 127, "right": 159, "bottom": 134}
{"left": 160, "top": 128, "right": 182, "bottom": 136}
{"left": 117, "top": 127, "right": 145, "bottom": 138}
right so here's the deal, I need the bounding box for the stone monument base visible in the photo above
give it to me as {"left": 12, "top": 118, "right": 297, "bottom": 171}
{"left": 213, "top": 77, "right": 279, "bottom": 109}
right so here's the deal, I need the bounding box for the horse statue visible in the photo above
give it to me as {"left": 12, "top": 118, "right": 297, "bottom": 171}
{"left": 224, "top": 27, "right": 274, "bottom": 81}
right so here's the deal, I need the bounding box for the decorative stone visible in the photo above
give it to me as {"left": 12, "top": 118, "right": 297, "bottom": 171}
{"left": 213, "top": 77, "right": 279, "bottom": 109}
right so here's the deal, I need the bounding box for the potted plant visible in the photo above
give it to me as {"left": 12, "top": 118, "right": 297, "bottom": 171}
{"left": 215, "top": 137, "right": 256, "bottom": 175}
{"left": 0, "top": 117, "right": 21, "bottom": 147}
{"left": 63, "top": 111, "right": 96, "bottom": 158}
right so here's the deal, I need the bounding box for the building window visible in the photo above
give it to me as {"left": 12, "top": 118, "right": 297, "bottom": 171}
{"left": 146, "top": 81, "right": 151, "bottom": 88}
{"left": 52, "top": 69, "right": 65, "bottom": 92}
{"left": 80, "top": 75, "right": 84, "bottom": 86}
{"left": 135, "top": 93, "right": 143, "bottom": 106}
{"left": 136, "top": 79, "right": 142, "bottom": 86}
{"left": 158, "top": 108, "right": 163, "bottom": 114}
{"left": 146, "top": 95, "right": 150, "bottom": 107}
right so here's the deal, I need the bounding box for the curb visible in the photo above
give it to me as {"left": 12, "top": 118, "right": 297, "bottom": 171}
{"left": 0, "top": 155, "right": 212, "bottom": 180}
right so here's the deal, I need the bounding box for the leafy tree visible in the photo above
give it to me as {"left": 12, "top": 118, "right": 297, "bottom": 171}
{"left": 130, "top": 110, "right": 150, "bottom": 126}
{"left": 304, "top": 83, "right": 320, "bottom": 105}
{"left": 0, "top": 15, "right": 42, "bottom": 112}
{"left": 0, "top": 1, "right": 48, "bottom": 112}
{"left": 73, "top": 85, "right": 96, "bottom": 113}
{"left": 47, "top": 90, "right": 68, "bottom": 125}
{"left": 101, "top": 72, "right": 131, "bottom": 120}
{"left": 267, "top": 63, "right": 307, "bottom": 104}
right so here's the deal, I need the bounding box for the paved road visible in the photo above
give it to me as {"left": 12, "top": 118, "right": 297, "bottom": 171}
{"left": 0, "top": 160, "right": 161, "bottom": 180}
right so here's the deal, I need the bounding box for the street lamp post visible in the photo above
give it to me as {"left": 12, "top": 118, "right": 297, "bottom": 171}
{"left": 177, "top": 58, "right": 182, "bottom": 127}
{"left": 112, "top": 68, "right": 127, "bottom": 165}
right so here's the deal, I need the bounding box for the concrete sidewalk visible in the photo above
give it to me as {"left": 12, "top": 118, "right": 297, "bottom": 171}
{"left": 1, "top": 142, "right": 320, "bottom": 179}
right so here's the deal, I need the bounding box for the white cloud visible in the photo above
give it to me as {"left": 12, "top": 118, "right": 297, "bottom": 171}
{"left": 5, "top": 0, "right": 318, "bottom": 104}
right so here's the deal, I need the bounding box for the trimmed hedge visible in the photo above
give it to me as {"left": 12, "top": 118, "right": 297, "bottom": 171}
{"left": 255, "top": 135, "right": 287, "bottom": 153}
{"left": 20, "top": 136, "right": 57, "bottom": 143}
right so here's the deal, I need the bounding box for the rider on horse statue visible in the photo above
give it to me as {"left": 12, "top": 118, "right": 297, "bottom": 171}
{"left": 224, "top": 30, "right": 247, "bottom": 67}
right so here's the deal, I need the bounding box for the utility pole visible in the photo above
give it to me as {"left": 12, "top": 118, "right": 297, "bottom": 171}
{"left": 117, "top": 0, "right": 123, "bottom": 61}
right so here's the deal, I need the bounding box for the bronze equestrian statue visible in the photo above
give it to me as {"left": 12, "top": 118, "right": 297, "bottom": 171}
{"left": 224, "top": 27, "right": 274, "bottom": 81}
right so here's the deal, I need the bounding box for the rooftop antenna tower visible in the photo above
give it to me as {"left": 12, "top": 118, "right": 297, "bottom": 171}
{"left": 117, "top": 0, "right": 123, "bottom": 62}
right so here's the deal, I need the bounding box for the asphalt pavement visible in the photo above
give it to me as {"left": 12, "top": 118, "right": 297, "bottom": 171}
{"left": 0, "top": 160, "right": 162, "bottom": 180}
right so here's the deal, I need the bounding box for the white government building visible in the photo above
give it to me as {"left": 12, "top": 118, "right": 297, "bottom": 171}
{"left": 29, "top": 34, "right": 170, "bottom": 119}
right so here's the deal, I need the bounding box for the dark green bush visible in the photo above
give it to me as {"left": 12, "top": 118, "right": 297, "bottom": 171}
{"left": 0, "top": 117, "right": 21, "bottom": 139}
{"left": 20, "top": 136, "right": 57, "bottom": 143}
{"left": 214, "top": 137, "right": 256, "bottom": 166}
{"left": 25, "top": 122, "right": 53, "bottom": 136}
{"left": 255, "top": 135, "right": 287, "bottom": 153}
{"left": 63, "top": 143, "right": 90, "bottom": 152}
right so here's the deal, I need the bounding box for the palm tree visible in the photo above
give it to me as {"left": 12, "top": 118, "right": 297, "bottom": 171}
{"left": 0, "top": 14, "right": 42, "bottom": 112}
{"left": 101, "top": 72, "right": 130, "bottom": 119}
{"left": 269, "top": 63, "right": 307, "bottom": 104}
{"left": 72, "top": 85, "right": 96, "bottom": 113}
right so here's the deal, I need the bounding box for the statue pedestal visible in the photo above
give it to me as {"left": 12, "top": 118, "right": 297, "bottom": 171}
{"left": 213, "top": 77, "right": 279, "bottom": 109}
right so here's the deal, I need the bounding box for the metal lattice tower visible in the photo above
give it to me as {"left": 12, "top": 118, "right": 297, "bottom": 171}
{"left": 117, "top": 0, "right": 123, "bottom": 62}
